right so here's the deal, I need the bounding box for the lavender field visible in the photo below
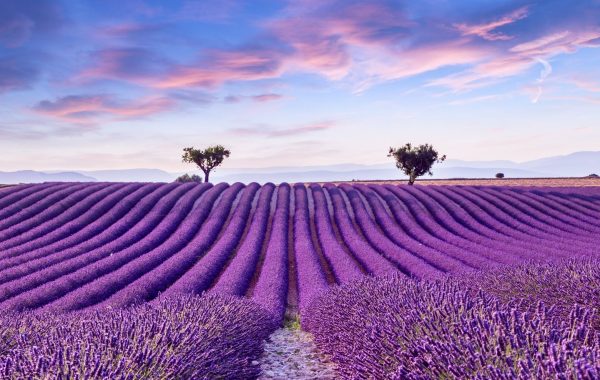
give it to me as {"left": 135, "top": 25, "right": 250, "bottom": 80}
{"left": 1, "top": 182, "right": 599, "bottom": 378}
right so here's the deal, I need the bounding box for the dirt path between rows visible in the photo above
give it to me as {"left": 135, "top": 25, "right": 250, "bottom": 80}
{"left": 258, "top": 323, "right": 337, "bottom": 379}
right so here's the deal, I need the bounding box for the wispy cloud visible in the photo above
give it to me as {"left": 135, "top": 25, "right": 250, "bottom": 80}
{"left": 33, "top": 94, "right": 175, "bottom": 124}
{"left": 230, "top": 120, "right": 334, "bottom": 138}
{"left": 568, "top": 77, "right": 600, "bottom": 92}
{"left": 251, "top": 93, "right": 284, "bottom": 102}
{"left": 531, "top": 58, "right": 552, "bottom": 103}
{"left": 429, "top": 29, "right": 600, "bottom": 93}
{"left": 76, "top": 48, "right": 174, "bottom": 84}
{"left": 155, "top": 47, "right": 286, "bottom": 89}
{"left": 454, "top": 6, "right": 529, "bottom": 41}
{"left": 69, "top": 0, "right": 600, "bottom": 98}
{"left": 224, "top": 93, "right": 284, "bottom": 104}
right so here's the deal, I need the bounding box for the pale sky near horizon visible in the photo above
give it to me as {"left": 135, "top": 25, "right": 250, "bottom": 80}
{"left": 1, "top": 0, "right": 599, "bottom": 172}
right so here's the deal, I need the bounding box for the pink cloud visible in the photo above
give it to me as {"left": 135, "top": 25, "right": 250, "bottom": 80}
{"left": 148, "top": 48, "right": 285, "bottom": 89}
{"left": 510, "top": 30, "right": 600, "bottom": 55}
{"left": 33, "top": 94, "right": 175, "bottom": 123}
{"left": 266, "top": 1, "right": 413, "bottom": 81}
{"left": 223, "top": 93, "right": 284, "bottom": 103}
{"left": 568, "top": 77, "right": 600, "bottom": 92}
{"left": 73, "top": 0, "right": 600, "bottom": 96}
{"left": 263, "top": 2, "right": 495, "bottom": 91}
{"left": 429, "top": 28, "right": 600, "bottom": 92}
{"left": 231, "top": 120, "right": 334, "bottom": 138}
{"left": 454, "top": 6, "right": 529, "bottom": 41}
{"left": 351, "top": 41, "right": 490, "bottom": 91}
{"left": 77, "top": 48, "right": 172, "bottom": 84}
{"left": 251, "top": 93, "right": 284, "bottom": 102}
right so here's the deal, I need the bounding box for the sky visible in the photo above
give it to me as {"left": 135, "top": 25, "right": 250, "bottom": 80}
{"left": 1, "top": 0, "right": 599, "bottom": 172}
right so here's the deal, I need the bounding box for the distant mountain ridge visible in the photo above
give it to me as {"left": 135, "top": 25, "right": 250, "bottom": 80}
{"left": 0, "top": 170, "right": 96, "bottom": 184}
{"left": 1, "top": 151, "right": 598, "bottom": 184}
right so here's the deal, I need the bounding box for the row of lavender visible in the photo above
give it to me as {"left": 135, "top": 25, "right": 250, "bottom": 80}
{"left": 304, "top": 259, "right": 600, "bottom": 379}
{"left": 1, "top": 182, "right": 600, "bottom": 321}
{"left": 0, "top": 294, "right": 276, "bottom": 379}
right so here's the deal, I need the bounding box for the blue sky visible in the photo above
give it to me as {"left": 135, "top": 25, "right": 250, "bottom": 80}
{"left": 0, "top": 0, "right": 599, "bottom": 171}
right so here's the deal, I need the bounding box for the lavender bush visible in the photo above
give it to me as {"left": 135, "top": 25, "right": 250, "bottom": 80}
{"left": 465, "top": 258, "right": 600, "bottom": 329}
{"left": 304, "top": 262, "right": 600, "bottom": 379}
{"left": 0, "top": 294, "right": 276, "bottom": 379}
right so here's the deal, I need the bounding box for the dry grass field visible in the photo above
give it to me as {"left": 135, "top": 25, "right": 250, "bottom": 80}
{"left": 333, "top": 177, "right": 600, "bottom": 187}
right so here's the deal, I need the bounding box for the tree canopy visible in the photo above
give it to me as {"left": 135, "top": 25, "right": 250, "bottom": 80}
{"left": 175, "top": 173, "right": 203, "bottom": 183}
{"left": 388, "top": 143, "right": 446, "bottom": 185}
{"left": 182, "top": 145, "right": 231, "bottom": 183}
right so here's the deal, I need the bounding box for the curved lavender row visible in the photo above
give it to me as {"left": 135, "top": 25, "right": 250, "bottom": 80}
{"left": 252, "top": 183, "right": 290, "bottom": 323}
{"left": 42, "top": 183, "right": 242, "bottom": 312}
{"left": 351, "top": 184, "right": 486, "bottom": 271}
{"left": 537, "top": 189, "right": 600, "bottom": 221}
{"left": 482, "top": 187, "right": 598, "bottom": 241}
{"left": 0, "top": 294, "right": 277, "bottom": 379}
{"left": 308, "top": 184, "right": 364, "bottom": 284}
{"left": 489, "top": 188, "right": 600, "bottom": 245}
{"left": 0, "top": 183, "right": 131, "bottom": 254}
{"left": 361, "top": 184, "right": 500, "bottom": 268}
{"left": 547, "top": 189, "right": 600, "bottom": 211}
{"left": 0, "top": 184, "right": 38, "bottom": 204}
{"left": 339, "top": 185, "right": 442, "bottom": 279}
{"left": 0, "top": 183, "right": 111, "bottom": 247}
{"left": 446, "top": 186, "right": 590, "bottom": 255}
{"left": 489, "top": 187, "right": 600, "bottom": 252}
{"left": 473, "top": 187, "right": 598, "bottom": 249}
{"left": 0, "top": 183, "right": 183, "bottom": 291}
{"left": 0, "top": 183, "right": 159, "bottom": 272}
{"left": 293, "top": 184, "right": 329, "bottom": 313}
{"left": 418, "top": 186, "right": 567, "bottom": 260}
{"left": 304, "top": 265, "right": 600, "bottom": 379}
{"left": 0, "top": 184, "right": 30, "bottom": 199}
{"left": 502, "top": 188, "right": 600, "bottom": 231}
{"left": 0, "top": 183, "right": 86, "bottom": 235}
{"left": 379, "top": 185, "right": 511, "bottom": 262}
{"left": 101, "top": 183, "right": 256, "bottom": 308}
{"left": 0, "top": 183, "right": 67, "bottom": 220}
{"left": 152, "top": 183, "right": 258, "bottom": 296}
{"left": 321, "top": 185, "right": 399, "bottom": 276}
{"left": 389, "top": 185, "right": 561, "bottom": 261}
{"left": 432, "top": 186, "right": 571, "bottom": 256}
{"left": 210, "top": 183, "right": 276, "bottom": 296}
{"left": 371, "top": 185, "right": 517, "bottom": 267}
{"left": 544, "top": 192, "right": 600, "bottom": 220}
{"left": 0, "top": 183, "right": 216, "bottom": 311}
{"left": 496, "top": 187, "right": 600, "bottom": 235}
{"left": 436, "top": 188, "right": 596, "bottom": 259}
{"left": 405, "top": 185, "right": 536, "bottom": 247}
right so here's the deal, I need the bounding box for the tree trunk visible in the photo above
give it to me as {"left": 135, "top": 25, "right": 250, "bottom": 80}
{"left": 204, "top": 171, "right": 210, "bottom": 183}
{"left": 408, "top": 173, "right": 416, "bottom": 185}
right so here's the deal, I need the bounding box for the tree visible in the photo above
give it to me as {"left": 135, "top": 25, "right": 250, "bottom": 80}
{"left": 495, "top": 172, "right": 505, "bottom": 179}
{"left": 182, "top": 145, "right": 231, "bottom": 183}
{"left": 175, "top": 173, "right": 203, "bottom": 183}
{"left": 388, "top": 143, "right": 446, "bottom": 185}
